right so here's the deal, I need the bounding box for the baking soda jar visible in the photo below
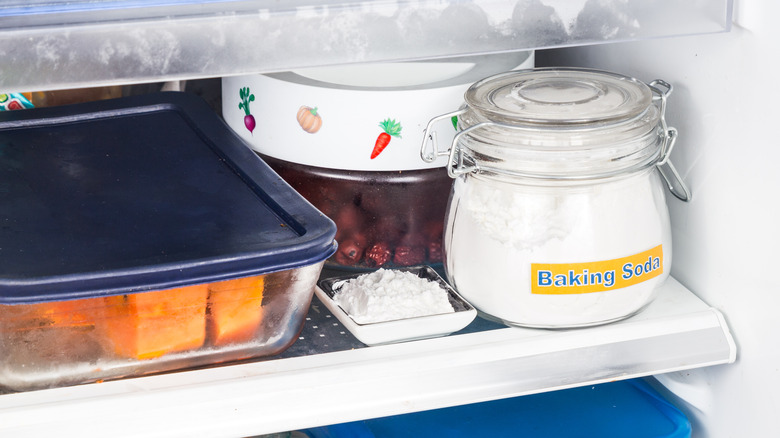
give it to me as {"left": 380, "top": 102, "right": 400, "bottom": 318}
{"left": 421, "top": 68, "right": 690, "bottom": 328}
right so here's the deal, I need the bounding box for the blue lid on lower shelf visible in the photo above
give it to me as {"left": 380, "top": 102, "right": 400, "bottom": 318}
{"left": 304, "top": 379, "right": 690, "bottom": 438}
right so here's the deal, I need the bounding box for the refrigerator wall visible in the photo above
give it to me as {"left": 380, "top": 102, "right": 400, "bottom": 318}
{"left": 0, "top": 1, "right": 746, "bottom": 436}
{"left": 538, "top": 0, "right": 779, "bottom": 435}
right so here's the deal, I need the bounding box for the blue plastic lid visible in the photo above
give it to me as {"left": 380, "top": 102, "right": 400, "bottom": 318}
{"left": 304, "top": 379, "right": 691, "bottom": 438}
{"left": 0, "top": 92, "right": 336, "bottom": 304}
{"left": 0, "top": 1, "right": 249, "bottom": 29}
{"left": 0, "top": 0, "right": 239, "bottom": 17}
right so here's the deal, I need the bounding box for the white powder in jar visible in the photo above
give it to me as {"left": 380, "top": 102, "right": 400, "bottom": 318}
{"left": 445, "top": 169, "right": 672, "bottom": 327}
{"left": 333, "top": 269, "right": 454, "bottom": 324}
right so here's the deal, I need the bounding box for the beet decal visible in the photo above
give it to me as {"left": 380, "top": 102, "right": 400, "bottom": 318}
{"left": 238, "top": 87, "right": 256, "bottom": 134}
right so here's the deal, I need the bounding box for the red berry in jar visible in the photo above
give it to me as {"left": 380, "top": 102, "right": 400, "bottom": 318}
{"left": 424, "top": 220, "right": 444, "bottom": 241}
{"left": 393, "top": 245, "right": 425, "bottom": 266}
{"left": 368, "top": 215, "right": 406, "bottom": 245}
{"left": 398, "top": 232, "right": 426, "bottom": 248}
{"left": 333, "top": 204, "right": 364, "bottom": 232}
{"left": 365, "top": 242, "right": 392, "bottom": 267}
{"left": 427, "top": 241, "right": 443, "bottom": 263}
{"left": 334, "top": 235, "right": 367, "bottom": 266}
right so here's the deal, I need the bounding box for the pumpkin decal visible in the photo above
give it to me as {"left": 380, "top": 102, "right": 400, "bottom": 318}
{"left": 297, "top": 106, "right": 322, "bottom": 134}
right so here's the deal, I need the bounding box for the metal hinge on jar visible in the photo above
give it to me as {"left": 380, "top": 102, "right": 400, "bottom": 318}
{"left": 648, "top": 80, "right": 691, "bottom": 202}
{"left": 419, "top": 108, "right": 478, "bottom": 178}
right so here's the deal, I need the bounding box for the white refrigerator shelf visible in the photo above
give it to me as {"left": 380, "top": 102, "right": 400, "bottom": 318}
{"left": 0, "top": 276, "right": 735, "bottom": 438}
{"left": 0, "top": 0, "right": 733, "bottom": 92}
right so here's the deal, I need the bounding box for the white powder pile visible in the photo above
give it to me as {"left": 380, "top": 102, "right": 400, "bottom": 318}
{"left": 333, "top": 269, "right": 454, "bottom": 324}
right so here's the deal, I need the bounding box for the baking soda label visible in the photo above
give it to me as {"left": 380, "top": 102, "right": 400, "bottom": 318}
{"left": 531, "top": 245, "right": 663, "bottom": 295}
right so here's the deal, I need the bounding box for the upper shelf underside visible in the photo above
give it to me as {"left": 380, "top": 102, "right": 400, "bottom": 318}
{"left": 0, "top": 0, "right": 732, "bottom": 93}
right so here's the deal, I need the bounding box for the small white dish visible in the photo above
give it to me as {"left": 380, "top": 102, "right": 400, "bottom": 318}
{"left": 315, "top": 266, "right": 477, "bottom": 346}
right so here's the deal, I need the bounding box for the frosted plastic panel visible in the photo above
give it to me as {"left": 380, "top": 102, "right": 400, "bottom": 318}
{"left": 0, "top": 0, "right": 732, "bottom": 92}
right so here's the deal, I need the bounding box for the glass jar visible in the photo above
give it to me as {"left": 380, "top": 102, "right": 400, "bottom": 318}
{"left": 262, "top": 155, "right": 452, "bottom": 270}
{"left": 421, "top": 68, "right": 690, "bottom": 328}
{"left": 223, "top": 52, "right": 535, "bottom": 272}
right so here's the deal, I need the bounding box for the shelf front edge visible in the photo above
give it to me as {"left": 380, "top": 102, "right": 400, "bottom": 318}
{"left": 0, "top": 277, "right": 736, "bottom": 437}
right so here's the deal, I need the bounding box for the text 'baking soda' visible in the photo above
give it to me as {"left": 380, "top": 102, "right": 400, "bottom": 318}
{"left": 531, "top": 245, "right": 663, "bottom": 295}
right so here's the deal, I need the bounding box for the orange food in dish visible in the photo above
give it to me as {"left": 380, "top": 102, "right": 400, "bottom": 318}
{"left": 102, "top": 284, "right": 209, "bottom": 360}
{"left": 2, "top": 297, "right": 104, "bottom": 331}
{"left": 207, "top": 275, "right": 265, "bottom": 346}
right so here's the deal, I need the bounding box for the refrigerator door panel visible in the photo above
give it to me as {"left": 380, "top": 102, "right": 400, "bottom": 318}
{"left": 537, "top": 1, "right": 780, "bottom": 435}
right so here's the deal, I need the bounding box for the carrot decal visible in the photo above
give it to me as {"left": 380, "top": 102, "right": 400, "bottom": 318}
{"left": 371, "top": 118, "right": 402, "bottom": 159}
{"left": 239, "top": 87, "right": 256, "bottom": 134}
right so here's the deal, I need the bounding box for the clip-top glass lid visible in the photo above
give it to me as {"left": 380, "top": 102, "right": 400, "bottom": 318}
{"left": 464, "top": 68, "right": 654, "bottom": 126}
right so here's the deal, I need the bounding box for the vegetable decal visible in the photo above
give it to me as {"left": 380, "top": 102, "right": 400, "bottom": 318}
{"left": 0, "top": 93, "right": 33, "bottom": 111}
{"left": 238, "top": 87, "right": 256, "bottom": 134}
{"left": 371, "top": 118, "right": 402, "bottom": 159}
{"left": 297, "top": 106, "right": 322, "bottom": 133}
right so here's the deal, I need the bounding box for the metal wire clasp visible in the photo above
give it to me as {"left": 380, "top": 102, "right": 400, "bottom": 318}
{"left": 420, "top": 108, "right": 481, "bottom": 178}
{"left": 649, "top": 79, "right": 691, "bottom": 202}
{"left": 420, "top": 109, "right": 465, "bottom": 163}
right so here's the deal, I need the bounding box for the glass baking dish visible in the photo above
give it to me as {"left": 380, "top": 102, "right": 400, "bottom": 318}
{"left": 0, "top": 92, "right": 336, "bottom": 391}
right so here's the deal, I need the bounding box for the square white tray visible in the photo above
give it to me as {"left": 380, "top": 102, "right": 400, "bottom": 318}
{"left": 315, "top": 266, "right": 477, "bottom": 346}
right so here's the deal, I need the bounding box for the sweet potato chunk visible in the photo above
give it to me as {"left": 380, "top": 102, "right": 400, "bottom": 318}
{"left": 207, "top": 275, "right": 265, "bottom": 346}
{"left": 1, "top": 297, "right": 103, "bottom": 331}
{"left": 102, "top": 284, "right": 208, "bottom": 360}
